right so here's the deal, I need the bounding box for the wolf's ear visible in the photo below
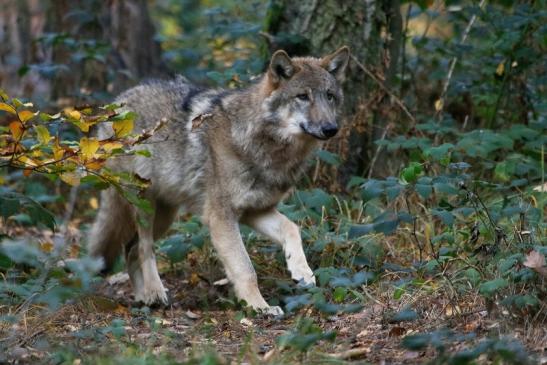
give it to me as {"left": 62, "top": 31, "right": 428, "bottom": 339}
{"left": 321, "top": 46, "right": 350, "bottom": 82}
{"left": 269, "top": 50, "right": 296, "bottom": 84}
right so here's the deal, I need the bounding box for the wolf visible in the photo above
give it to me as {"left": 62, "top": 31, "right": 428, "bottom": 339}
{"left": 88, "top": 46, "right": 350, "bottom": 315}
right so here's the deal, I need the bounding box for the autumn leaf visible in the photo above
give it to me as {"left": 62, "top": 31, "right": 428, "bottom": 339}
{"left": 523, "top": 250, "right": 546, "bottom": 277}
{"left": 102, "top": 141, "right": 124, "bottom": 153}
{"left": 53, "top": 138, "right": 65, "bottom": 161}
{"left": 64, "top": 108, "right": 82, "bottom": 120}
{"left": 496, "top": 61, "right": 505, "bottom": 76}
{"left": 85, "top": 159, "right": 106, "bottom": 170}
{"left": 9, "top": 121, "right": 24, "bottom": 140}
{"left": 0, "top": 102, "right": 16, "bottom": 114}
{"left": 18, "top": 110, "right": 35, "bottom": 123}
{"left": 60, "top": 172, "right": 81, "bottom": 186}
{"left": 112, "top": 111, "right": 136, "bottom": 138}
{"left": 35, "top": 125, "right": 51, "bottom": 145}
{"left": 79, "top": 137, "right": 100, "bottom": 160}
{"left": 113, "top": 118, "right": 134, "bottom": 138}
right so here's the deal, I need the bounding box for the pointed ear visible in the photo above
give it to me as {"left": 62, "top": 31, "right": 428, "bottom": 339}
{"left": 268, "top": 50, "right": 296, "bottom": 84}
{"left": 321, "top": 46, "right": 350, "bottom": 82}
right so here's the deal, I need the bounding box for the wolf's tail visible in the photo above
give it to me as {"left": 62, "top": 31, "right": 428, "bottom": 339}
{"left": 88, "top": 188, "right": 136, "bottom": 272}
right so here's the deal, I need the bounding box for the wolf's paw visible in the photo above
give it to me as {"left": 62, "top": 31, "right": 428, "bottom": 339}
{"left": 258, "top": 305, "right": 284, "bottom": 317}
{"left": 289, "top": 262, "right": 316, "bottom": 288}
{"left": 134, "top": 283, "right": 169, "bottom": 307}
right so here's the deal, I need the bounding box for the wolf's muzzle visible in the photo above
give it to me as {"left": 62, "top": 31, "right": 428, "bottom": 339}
{"left": 300, "top": 122, "right": 338, "bottom": 140}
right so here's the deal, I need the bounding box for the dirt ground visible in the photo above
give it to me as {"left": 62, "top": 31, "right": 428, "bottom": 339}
{"left": 2, "top": 267, "right": 545, "bottom": 364}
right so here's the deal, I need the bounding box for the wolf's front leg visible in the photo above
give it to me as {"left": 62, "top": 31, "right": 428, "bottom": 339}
{"left": 207, "top": 211, "right": 283, "bottom": 316}
{"left": 243, "top": 209, "right": 316, "bottom": 287}
{"left": 127, "top": 212, "right": 168, "bottom": 305}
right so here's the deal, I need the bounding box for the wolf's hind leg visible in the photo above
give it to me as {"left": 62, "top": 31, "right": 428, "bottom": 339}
{"left": 88, "top": 188, "right": 136, "bottom": 271}
{"left": 243, "top": 209, "right": 316, "bottom": 287}
{"left": 207, "top": 210, "right": 283, "bottom": 316}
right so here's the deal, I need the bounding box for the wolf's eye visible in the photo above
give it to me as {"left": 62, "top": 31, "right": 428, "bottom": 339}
{"left": 327, "top": 92, "right": 336, "bottom": 102}
{"left": 296, "top": 93, "right": 309, "bottom": 101}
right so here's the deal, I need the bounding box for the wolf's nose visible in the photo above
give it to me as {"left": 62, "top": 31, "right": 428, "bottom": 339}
{"left": 321, "top": 124, "right": 338, "bottom": 138}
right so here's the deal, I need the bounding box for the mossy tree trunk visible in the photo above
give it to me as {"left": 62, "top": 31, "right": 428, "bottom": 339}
{"left": 265, "top": 0, "right": 404, "bottom": 181}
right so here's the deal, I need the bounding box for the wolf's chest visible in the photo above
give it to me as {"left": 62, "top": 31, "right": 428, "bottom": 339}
{"left": 228, "top": 167, "right": 292, "bottom": 213}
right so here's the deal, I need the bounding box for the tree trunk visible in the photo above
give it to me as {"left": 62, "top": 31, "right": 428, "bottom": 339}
{"left": 0, "top": 0, "right": 167, "bottom": 107}
{"left": 265, "top": 0, "right": 403, "bottom": 182}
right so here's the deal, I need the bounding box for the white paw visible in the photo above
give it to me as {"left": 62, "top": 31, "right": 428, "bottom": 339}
{"left": 135, "top": 281, "right": 168, "bottom": 306}
{"left": 289, "top": 260, "right": 316, "bottom": 288}
{"left": 258, "top": 305, "right": 284, "bottom": 317}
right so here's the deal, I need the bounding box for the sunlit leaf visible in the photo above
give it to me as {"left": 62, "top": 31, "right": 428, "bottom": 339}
{"left": 112, "top": 117, "right": 134, "bottom": 138}
{"left": 0, "top": 102, "right": 16, "bottom": 114}
{"left": 18, "top": 110, "right": 35, "bottom": 123}
{"left": 79, "top": 137, "right": 100, "bottom": 160}
{"left": 35, "top": 125, "right": 51, "bottom": 145}
{"left": 60, "top": 172, "right": 81, "bottom": 186}
{"left": 9, "top": 121, "right": 24, "bottom": 140}
{"left": 102, "top": 141, "right": 123, "bottom": 153}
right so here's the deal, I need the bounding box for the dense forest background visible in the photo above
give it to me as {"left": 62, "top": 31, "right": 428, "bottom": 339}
{"left": 0, "top": 0, "right": 545, "bottom": 363}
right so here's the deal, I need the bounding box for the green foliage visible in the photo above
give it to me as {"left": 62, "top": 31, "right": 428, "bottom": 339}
{"left": 152, "top": 0, "right": 267, "bottom": 86}
{"left": 277, "top": 317, "right": 336, "bottom": 352}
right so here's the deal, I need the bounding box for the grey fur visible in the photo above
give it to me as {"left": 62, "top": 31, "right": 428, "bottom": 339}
{"left": 88, "top": 47, "right": 350, "bottom": 315}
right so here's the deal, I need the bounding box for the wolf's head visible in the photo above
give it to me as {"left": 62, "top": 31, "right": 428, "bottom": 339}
{"left": 263, "top": 46, "right": 350, "bottom": 141}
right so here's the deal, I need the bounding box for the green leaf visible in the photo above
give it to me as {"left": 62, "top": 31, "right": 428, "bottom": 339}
{"left": 479, "top": 278, "right": 509, "bottom": 296}
{"left": 400, "top": 162, "right": 423, "bottom": 184}
{"left": 315, "top": 149, "right": 341, "bottom": 166}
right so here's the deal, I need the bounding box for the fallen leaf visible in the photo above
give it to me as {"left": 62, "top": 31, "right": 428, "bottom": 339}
{"left": 523, "top": 250, "right": 547, "bottom": 277}
{"left": 185, "top": 310, "right": 201, "bottom": 319}
{"left": 389, "top": 326, "right": 406, "bottom": 337}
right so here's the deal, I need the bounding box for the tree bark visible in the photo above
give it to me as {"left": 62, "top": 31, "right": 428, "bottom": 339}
{"left": 265, "top": 0, "right": 403, "bottom": 181}
{"left": 0, "top": 0, "right": 167, "bottom": 107}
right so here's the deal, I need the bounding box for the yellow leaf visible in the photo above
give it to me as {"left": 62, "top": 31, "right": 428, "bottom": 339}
{"left": 18, "top": 110, "right": 35, "bottom": 123}
{"left": 53, "top": 139, "right": 65, "bottom": 161}
{"left": 9, "top": 121, "right": 24, "bottom": 140}
{"left": 113, "top": 119, "right": 134, "bottom": 138}
{"left": 64, "top": 108, "right": 82, "bottom": 120}
{"left": 89, "top": 197, "right": 99, "bottom": 209}
{"left": 496, "top": 61, "right": 505, "bottom": 76}
{"left": 60, "top": 172, "right": 81, "bottom": 186}
{"left": 35, "top": 125, "right": 51, "bottom": 145}
{"left": 0, "top": 102, "right": 16, "bottom": 114}
{"left": 79, "top": 137, "right": 99, "bottom": 160}
{"left": 434, "top": 99, "right": 444, "bottom": 112}
{"left": 18, "top": 155, "right": 37, "bottom": 168}
{"left": 85, "top": 159, "right": 105, "bottom": 170}
{"left": 102, "top": 141, "right": 123, "bottom": 153}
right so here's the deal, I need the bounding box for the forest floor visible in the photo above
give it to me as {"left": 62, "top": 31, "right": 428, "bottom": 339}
{"left": 1, "top": 227, "right": 545, "bottom": 365}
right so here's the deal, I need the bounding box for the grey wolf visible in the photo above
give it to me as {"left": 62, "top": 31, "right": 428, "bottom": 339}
{"left": 88, "top": 47, "right": 350, "bottom": 315}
